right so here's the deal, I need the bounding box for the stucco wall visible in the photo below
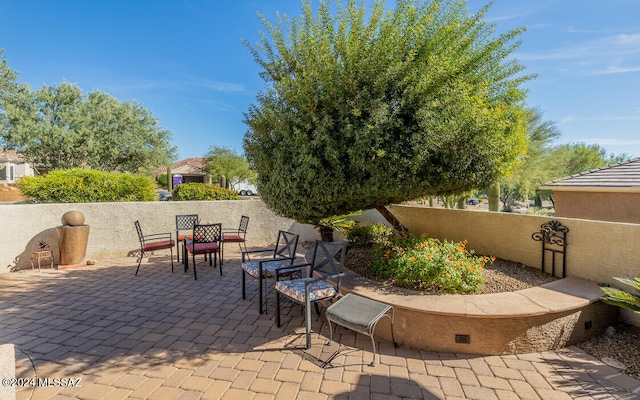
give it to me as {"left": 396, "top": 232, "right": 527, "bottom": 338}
{"left": 555, "top": 191, "right": 640, "bottom": 224}
{"left": 0, "top": 200, "right": 321, "bottom": 273}
{"left": 387, "top": 204, "right": 640, "bottom": 286}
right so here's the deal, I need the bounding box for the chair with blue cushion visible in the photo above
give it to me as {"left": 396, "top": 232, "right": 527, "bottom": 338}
{"left": 274, "top": 240, "right": 347, "bottom": 349}
{"left": 241, "top": 230, "right": 299, "bottom": 314}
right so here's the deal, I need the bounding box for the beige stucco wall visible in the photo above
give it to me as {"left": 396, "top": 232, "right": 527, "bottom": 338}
{"left": 555, "top": 191, "right": 640, "bottom": 224}
{"left": 0, "top": 200, "right": 321, "bottom": 273}
{"left": 387, "top": 204, "right": 640, "bottom": 286}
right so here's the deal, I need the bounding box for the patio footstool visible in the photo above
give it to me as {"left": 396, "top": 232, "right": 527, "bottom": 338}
{"left": 325, "top": 293, "right": 397, "bottom": 366}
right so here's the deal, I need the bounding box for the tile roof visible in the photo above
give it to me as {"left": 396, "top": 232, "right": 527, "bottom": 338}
{"left": 0, "top": 148, "right": 26, "bottom": 163}
{"left": 157, "top": 157, "right": 207, "bottom": 174}
{"left": 541, "top": 157, "right": 640, "bottom": 190}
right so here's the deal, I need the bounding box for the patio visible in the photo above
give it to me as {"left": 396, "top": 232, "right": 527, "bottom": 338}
{"left": 1, "top": 251, "right": 639, "bottom": 400}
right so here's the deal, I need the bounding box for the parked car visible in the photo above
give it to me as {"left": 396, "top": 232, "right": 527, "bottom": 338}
{"left": 158, "top": 191, "right": 172, "bottom": 201}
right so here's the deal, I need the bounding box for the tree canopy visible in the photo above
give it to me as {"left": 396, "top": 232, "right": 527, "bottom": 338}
{"left": 204, "top": 146, "right": 256, "bottom": 189}
{"left": 0, "top": 50, "right": 176, "bottom": 173}
{"left": 243, "top": 0, "right": 532, "bottom": 222}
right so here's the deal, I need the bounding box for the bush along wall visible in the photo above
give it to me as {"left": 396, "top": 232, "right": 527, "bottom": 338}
{"left": 171, "top": 183, "right": 239, "bottom": 201}
{"left": 17, "top": 168, "right": 157, "bottom": 202}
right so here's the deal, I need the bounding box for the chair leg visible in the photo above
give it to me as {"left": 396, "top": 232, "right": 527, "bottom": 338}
{"left": 276, "top": 290, "right": 281, "bottom": 327}
{"left": 259, "top": 276, "right": 264, "bottom": 314}
{"left": 135, "top": 251, "right": 144, "bottom": 276}
{"left": 242, "top": 270, "right": 246, "bottom": 299}
{"left": 305, "top": 298, "right": 312, "bottom": 349}
{"left": 170, "top": 248, "right": 174, "bottom": 272}
{"left": 217, "top": 252, "right": 222, "bottom": 275}
{"left": 193, "top": 254, "right": 197, "bottom": 280}
{"left": 208, "top": 251, "right": 212, "bottom": 266}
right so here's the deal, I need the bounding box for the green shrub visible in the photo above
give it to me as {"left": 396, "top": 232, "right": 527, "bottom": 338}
{"left": 17, "top": 168, "right": 157, "bottom": 203}
{"left": 156, "top": 173, "right": 168, "bottom": 187}
{"left": 346, "top": 223, "right": 396, "bottom": 247}
{"left": 172, "top": 183, "right": 239, "bottom": 201}
{"left": 369, "top": 233, "right": 492, "bottom": 294}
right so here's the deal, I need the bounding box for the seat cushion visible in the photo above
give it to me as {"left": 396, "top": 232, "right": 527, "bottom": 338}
{"left": 223, "top": 234, "right": 244, "bottom": 243}
{"left": 142, "top": 240, "right": 175, "bottom": 252}
{"left": 242, "top": 260, "right": 294, "bottom": 279}
{"left": 178, "top": 234, "right": 193, "bottom": 241}
{"left": 185, "top": 242, "right": 219, "bottom": 254}
{"left": 275, "top": 278, "right": 337, "bottom": 303}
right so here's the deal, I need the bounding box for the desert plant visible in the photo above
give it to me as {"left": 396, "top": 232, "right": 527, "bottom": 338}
{"left": 17, "top": 168, "right": 157, "bottom": 202}
{"left": 601, "top": 277, "right": 640, "bottom": 312}
{"left": 172, "top": 183, "right": 239, "bottom": 201}
{"left": 310, "top": 212, "right": 361, "bottom": 242}
{"left": 346, "top": 223, "right": 396, "bottom": 247}
{"left": 369, "top": 233, "right": 493, "bottom": 294}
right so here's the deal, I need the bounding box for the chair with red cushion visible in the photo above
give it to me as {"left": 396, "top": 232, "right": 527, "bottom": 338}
{"left": 184, "top": 223, "right": 222, "bottom": 280}
{"left": 222, "top": 215, "right": 249, "bottom": 261}
{"left": 134, "top": 220, "right": 175, "bottom": 276}
{"left": 175, "top": 214, "right": 199, "bottom": 263}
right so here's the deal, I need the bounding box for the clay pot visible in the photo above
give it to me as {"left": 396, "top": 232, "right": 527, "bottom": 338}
{"left": 61, "top": 211, "right": 85, "bottom": 226}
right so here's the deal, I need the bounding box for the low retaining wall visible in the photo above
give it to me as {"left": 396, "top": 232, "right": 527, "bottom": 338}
{"left": 342, "top": 273, "right": 618, "bottom": 355}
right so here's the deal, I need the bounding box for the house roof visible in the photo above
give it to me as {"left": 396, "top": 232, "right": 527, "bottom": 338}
{"left": 0, "top": 148, "right": 27, "bottom": 163}
{"left": 540, "top": 157, "right": 640, "bottom": 192}
{"left": 157, "top": 158, "right": 207, "bottom": 175}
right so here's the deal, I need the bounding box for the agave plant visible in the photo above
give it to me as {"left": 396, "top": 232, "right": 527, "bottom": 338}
{"left": 601, "top": 277, "right": 640, "bottom": 312}
{"left": 310, "top": 212, "right": 361, "bottom": 242}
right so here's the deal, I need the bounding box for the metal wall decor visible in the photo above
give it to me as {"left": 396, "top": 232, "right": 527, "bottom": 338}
{"left": 531, "top": 220, "right": 569, "bottom": 278}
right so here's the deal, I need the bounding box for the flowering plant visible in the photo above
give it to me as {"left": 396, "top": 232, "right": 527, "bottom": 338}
{"left": 369, "top": 233, "right": 494, "bottom": 294}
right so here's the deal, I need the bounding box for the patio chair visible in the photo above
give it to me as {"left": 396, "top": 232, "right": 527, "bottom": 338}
{"left": 134, "top": 220, "right": 175, "bottom": 276}
{"left": 175, "top": 214, "right": 199, "bottom": 263}
{"left": 222, "top": 215, "right": 249, "bottom": 261}
{"left": 241, "top": 230, "right": 299, "bottom": 314}
{"left": 274, "top": 240, "right": 347, "bottom": 349}
{"left": 184, "top": 223, "right": 222, "bottom": 280}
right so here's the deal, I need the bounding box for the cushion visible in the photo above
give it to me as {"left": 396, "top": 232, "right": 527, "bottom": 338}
{"left": 177, "top": 234, "right": 193, "bottom": 241}
{"left": 142, "top": 240, "right": 175, "bottom": 252}
{"left": 223, "top": 234, "right": 244, "bottom": 243}
{"left": 242, "top": 260, "right": 295, "bottom": 279}
{"left": 185, "top": 242, "right": 219, "bottom": 254}
{"left": 275, "top": 278, "right": 337, "bottom": 303}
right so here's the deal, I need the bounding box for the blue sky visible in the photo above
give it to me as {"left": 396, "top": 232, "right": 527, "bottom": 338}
{"left": 1, "top": 0, "right": 639, "bottom": 160}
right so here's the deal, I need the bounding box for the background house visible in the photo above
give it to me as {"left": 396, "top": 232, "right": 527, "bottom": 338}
{"left": 541, "top": 158, "right": 640, "bottom": 224}
{"left": 0, "top": 148, "right": 35, "bottom": 184}
{"left": 158, "top": 158, "right": 212, "bottom": 185}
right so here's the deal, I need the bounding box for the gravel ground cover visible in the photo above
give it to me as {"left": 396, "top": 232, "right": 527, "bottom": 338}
{"left": 343, "top": 245, "right": 639, "bottom": 379}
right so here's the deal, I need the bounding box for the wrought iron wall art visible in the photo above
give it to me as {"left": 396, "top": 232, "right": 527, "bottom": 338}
{"left": 531, "top": 220, "right": 569, "bottom": 278}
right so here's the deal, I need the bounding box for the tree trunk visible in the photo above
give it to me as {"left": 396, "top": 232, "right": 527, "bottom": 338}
{"left": 376, "top": 205, "right": 409, "bottom": 237}
{"left": 318, "top": 226, "right": 334, "bottom": 242}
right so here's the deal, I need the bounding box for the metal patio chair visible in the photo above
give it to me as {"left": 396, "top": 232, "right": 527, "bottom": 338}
{"left": 184, "top": 223, "right": 222, "bottom": 280}
{"left": 134, "top": 220, "right": 175, "bottom": 276}
{"left": 241, "top": 230, "right": 299, "bottom": 314}
{"left": 175, "top": 214, "right": 199, "bottom": 263}
{"left": 274, "top": 240, "right": 347, "bottom": 349}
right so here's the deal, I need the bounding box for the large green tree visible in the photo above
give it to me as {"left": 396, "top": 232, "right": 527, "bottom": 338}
{"left": 204, "top": 146, "right": 256, "bottom": 190}
{"left": 499, "top": 109, "right": 561, "bottom": 206}
{"left": 0, "top": 51, "right": 176, "bottom": 173}
{"left": 243, "top": 0, "right": 531, "bottom": 227}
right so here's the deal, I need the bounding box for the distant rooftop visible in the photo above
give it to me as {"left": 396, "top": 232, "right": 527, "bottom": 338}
{"left": 157, "top": 158, "right": 207, "bottom": 174}
{"left": 0, "top": 148, "right": 26, "bottom": 163}
{"left": 541, "top": 158, "right": 640, "bottom": 192}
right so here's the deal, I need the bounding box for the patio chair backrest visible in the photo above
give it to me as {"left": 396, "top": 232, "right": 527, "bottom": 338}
{"left": 308, "top": 241, "right": 347, "bottom": 280}
{"left": 193, "top": 223, "right": 222, "bottom": 244}
{"left": 238, "top": 215, "right": 249, "bottom": 234}
{"left": 134, "top": 220, "right": 144, "bottom": 243}
{"left": 274, "top": 230, "right": 299, "bottom": 260}
{"left": 176, "top": 214, "right": 199, "bottom": 232}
